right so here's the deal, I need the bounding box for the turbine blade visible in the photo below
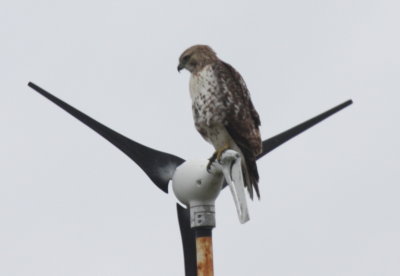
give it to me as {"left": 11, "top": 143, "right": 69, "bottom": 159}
{"left": 258, "top": 99, "right": 353, "bottom": 159}
{"left": 28, "top": 82, "right": 184, "bottom": 193}
{"left": 177, "top": 204, "right": 197, "bottom": 276}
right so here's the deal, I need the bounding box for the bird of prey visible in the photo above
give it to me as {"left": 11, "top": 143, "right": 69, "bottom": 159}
{"left": 177, "top": 45, "right": 262, "bottom": 199}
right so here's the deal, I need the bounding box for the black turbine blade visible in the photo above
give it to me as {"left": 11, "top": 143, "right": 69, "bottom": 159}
{"left": 29, "top": 81, "right": 352, "bottom": 276}
{"left": 177, "top": 204, "right": 197, "bottom": 276}
{"left": 28, "top": 82, "right": 184, "bottom": 193}
{"left": 257, "top": 99, "right": 353, "bottom": 160}
{"left": 176, "top": 100, "right": 353, "bottom": 276}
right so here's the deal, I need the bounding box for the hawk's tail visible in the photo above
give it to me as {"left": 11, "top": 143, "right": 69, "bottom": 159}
{"left": 242, "top": 155, "right": 260, "bottom": 200}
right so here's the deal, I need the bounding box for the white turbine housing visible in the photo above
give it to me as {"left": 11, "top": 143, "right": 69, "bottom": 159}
{"left": 172, "top": 160, "right": 224, "bottom": 207}
{"left": 172, "top": 150, "right": 250, "bottom": 228}
{"left": 172, "top": 160, "right": 224, "bottom": 228}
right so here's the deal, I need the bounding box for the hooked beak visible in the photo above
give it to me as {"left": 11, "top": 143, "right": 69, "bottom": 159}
{"left": 177, "top": 63, "right": 184, "bottom": 72}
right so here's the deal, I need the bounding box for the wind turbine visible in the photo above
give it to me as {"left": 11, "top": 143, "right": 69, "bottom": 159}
{"left": 28, "top": 82, "right": 352, "bottom": 276}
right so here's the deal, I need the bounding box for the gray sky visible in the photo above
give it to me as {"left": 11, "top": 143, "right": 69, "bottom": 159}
{"left": 1, "top": 0, "right": 399, "bottom": 275}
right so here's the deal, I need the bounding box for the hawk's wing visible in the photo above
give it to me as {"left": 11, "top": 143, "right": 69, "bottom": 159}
{"left": 214, "top": 61, "right": 262, "bottom": 155}
{"left": 213, "top": 61, "right": 262, "bottom": 198}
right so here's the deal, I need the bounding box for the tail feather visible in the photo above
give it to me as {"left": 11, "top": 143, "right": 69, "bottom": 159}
{"left": 242, "top": 156, "right": 260, "bottom": 200}
{"left": 224, "top": 124, "right": 261, "bottom": 199}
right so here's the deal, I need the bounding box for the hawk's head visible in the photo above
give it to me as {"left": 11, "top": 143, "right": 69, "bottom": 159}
{"left": 178, "top": 45, "right": 218, "bottom": 74}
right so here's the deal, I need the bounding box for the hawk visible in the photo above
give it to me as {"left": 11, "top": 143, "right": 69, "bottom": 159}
{"left": 178, "top": 45, "right": 262, "bottom": 199}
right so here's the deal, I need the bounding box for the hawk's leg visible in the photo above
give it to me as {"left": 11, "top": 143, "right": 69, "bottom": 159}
{"left": 206, "top": 144, "right": 231, "bottom": 172}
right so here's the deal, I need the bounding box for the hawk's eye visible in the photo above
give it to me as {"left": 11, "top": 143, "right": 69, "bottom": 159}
{"left": 182, "top": 55, "right": 190, "bottom": 62}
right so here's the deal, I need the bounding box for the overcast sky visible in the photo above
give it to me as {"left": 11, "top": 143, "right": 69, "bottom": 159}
{"left": 1, "top": 0, "right": 399, "bottom": 275}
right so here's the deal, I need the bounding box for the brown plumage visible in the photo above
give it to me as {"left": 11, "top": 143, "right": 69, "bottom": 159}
{"left": 178, "top": 45, "right": 262, "bottom": 199}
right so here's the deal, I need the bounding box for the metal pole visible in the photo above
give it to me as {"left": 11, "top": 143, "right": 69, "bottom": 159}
{"left": 195, "top": 229, "right": 214, "bottom": 276}
{"left": 190, "top": 204, "right": 216, "bottom": 276}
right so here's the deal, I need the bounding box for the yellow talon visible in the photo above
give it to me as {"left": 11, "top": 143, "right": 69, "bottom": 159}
{"left": 207, "top": 144, "right": 231, "bottom": 172}
{"left": 216, "top": 144, "right": 230, "bottom": 161}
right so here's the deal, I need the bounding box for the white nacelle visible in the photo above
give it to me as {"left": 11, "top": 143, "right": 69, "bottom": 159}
{"left": 172, "top": 160, "right": 224, "bottom": 208}
{"left": 172, "top": 150, "right": 250, "bottom": 226}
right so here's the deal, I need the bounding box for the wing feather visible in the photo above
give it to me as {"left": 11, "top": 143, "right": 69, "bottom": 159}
{"left": 213, "top": 61, "right": 262, "bottom": 198}
{"left": 213, "top": 61, "right": 262, "bottom": 155}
